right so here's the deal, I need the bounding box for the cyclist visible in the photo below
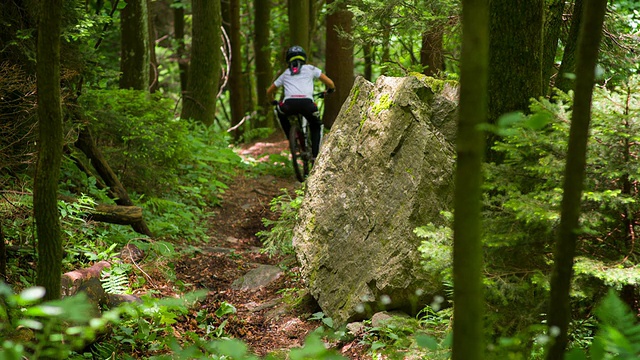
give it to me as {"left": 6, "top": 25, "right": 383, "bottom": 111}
{"left": 266, "top": 45, "right": 335, "bottom": 160}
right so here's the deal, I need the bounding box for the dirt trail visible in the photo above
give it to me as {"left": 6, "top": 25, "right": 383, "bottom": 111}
{"left": 170, "top": 135, "right": 370, "bottom": 358}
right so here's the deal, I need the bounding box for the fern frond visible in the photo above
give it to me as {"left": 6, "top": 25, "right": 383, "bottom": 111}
{"left": 100, "top": 265, "right": 131, "bottom": 295}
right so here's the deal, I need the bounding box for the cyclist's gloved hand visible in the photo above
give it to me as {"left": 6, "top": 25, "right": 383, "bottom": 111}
{"left": 271, "top": 100, "right": 279, "bottom": 105}
{"left": 327, "top": 88, "right": 336, "bottom": 94}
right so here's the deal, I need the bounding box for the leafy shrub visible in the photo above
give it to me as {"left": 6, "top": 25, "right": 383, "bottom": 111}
{"left": 415, "top": 211, "right": 453, "bottom": 281}
{"left": 0, "top": 284, "right": 351, "bottom": 359}
{"left": 78, "top": 89, "right": 241, "bottom": 201}
{"left": 77, "top": 89, "right": 245, "bottom": 242}
{"left": 0, "top": 285, "right": 104, "bottom": 359}
{"left": 480, "top": 77, "right": 640, "bottom": 342}
{"left": 257, "top": 189, "right": 304, "bottom": 256}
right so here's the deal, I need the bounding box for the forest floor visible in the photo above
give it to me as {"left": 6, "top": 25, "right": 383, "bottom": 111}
{"left": 167, "top": 133, "right": 372, "bottom": 359}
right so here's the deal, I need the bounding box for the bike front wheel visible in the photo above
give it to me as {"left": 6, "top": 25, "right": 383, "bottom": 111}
{"left": 289, "top": 124, "right": 310, "bottom": 182}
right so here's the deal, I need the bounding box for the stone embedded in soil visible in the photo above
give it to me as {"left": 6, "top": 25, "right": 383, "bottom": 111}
{"left": 231, "top": 264, "right": 284, "bottom": 291}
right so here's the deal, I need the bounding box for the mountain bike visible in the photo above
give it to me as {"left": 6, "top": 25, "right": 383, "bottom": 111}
{"left": 273, "top": 91, "right": 329, "bottom": 182}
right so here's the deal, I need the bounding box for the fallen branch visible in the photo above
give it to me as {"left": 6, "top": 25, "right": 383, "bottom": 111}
{"left": 74, "top": 127, "right": 153, "bottom": 237}
{"left": 58, "top": 195, "right": 144, "bottom": 226}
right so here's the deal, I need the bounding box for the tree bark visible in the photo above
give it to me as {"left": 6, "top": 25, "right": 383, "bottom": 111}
{"left": 546, "top": 1, "right": 608, "bottom": 359}
{"left": 120, "top": 0, "right": 150, "bottom": 90}
{"left": 363, "top": 43, "right": 373, "bottom": 81}
{"left": 75, "top": 128, "right": 153, "bottom": 237}
{"left": 453, "top": 0, "right": 489, "bottom": 359}
{"left": 420, "top": 25, "right": 445, "bottom": 76}
{"left": 180, "top": 0, "right": 222, "bottom": 126}
{"left": 174, "top": 0, "right": 188, "bottom": 92}
{"left": 554, "top": 0, "right": 584, "bottom": 93}
{"left": 228, "top": 0, "right": 244, "bottom": 141}
{"left": 254, "top": 0, "right": 275, "bottom": 129}
{"left": 288, "top": 0, "right": 310, "bottom": 49}
{"left": 487, "top": 0, "right": 543, "bottom": 163}
{"left": 147, "top": 0, "right": 159, "bottom": 93}
{"left": 542, "top": 0, "right": 566, "bottom": 95}
{"left": 323, "top": 0, "right": 354, "bottom": 129}
{"left": 0, "top": 222, "right": 6, "bottom": 283}
{"left": 35, "top": 0, "right": 64, "bottom": 302}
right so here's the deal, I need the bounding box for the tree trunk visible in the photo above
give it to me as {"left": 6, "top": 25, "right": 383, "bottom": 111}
{"left": 0, "top": 222, "right": 6, "bottom": 283}
{"left": 542, "top": 0, "right": 566, "bottom": 95}
{"left": 381, "top": 18, "right": 391, "bottom": 65}
{"left": 323, "top": 0, "right": 354, "bottom": 129}
{"left": 554, "top": 0, "right": 584, "bottom": 93}
{"left": 180, "top": 0, "right": 222, "bottom": 126}
{"left": 120, "top": 0, "right": 150, "bottom": 90}
{"left": 487, "top": 0, "right": 543, "bottom": 163}
{"left": 420, "top": 25, "right": 445, "bottom": 76}
{"left": 147, "top": 0, "right": 159, "bottom": 93}
{"left": 254, "top": 0, "right": 275, "bottom": 129}
{"left": 229, "top": 0, "right": 244, "bottom": 141}
{"left": 363, "top": 43, "right": 373, "bottom": 81}
{"left": 288, "top": 0, "right": 309, "bottom": 49}
{"left": 453, "top": 0, "right": 489, "bottom": 359}
{"left": 35, "top": 0, "right": 63, "bottom": 302}
{"left": 174, "top": 0, "right": 188, "bottom": 92}
{"left": 74, "top": 127, "right": 153, "bottom": 237}
{"left": 545, "top": 1, "right": 608, "bottom": 359}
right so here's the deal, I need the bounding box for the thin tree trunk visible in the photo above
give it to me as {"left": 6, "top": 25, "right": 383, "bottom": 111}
{"left": 323, "top": 0, "right": 353, "bottom": 129}
{"left": 288, "top": 0, "right": 310, "bottom": 49}
{"left": 546, "top": 1, "right": 608, "bottom": 359}
{"left": 120, "top": 0, "right": 150, "bottom": 90}
{"left": 554, "top": 0, "right": 584, "bottom": 93}
{"left": 35, "top": 0, "right": 63, "bottom": 301}
{"left": 229, "top": 0, "right": 244, "bottom": 141}
{"left": 242, "top": 5, "right": 254, "bottom": 119}
{"left": 363, "top": 43, "right": 373, "bottom": 81}
{"left": 181, "top": 0, "right": 222, "bottom": 126}
{"left": 174, "top": 0, "right": 188, "bottom": 92}
{"left": 453, "top": 1, "right": 489, "bottom": 359}
{"left": 542, "top": 0, "right": 566, "bottom": 95}
{"left": 420, "top": 25, "right": 444, "bottom": 76}
{"left": 147, "top": 0, "right": 159, "bottom": 93}
{"left": 254, "top": 0, "right": 274, "bottom": 129}
{"left": 0, "top": 222, "right": 6, "bottom": 283}
{"left": 381, "top": 18, "right": 391, "bottom": 64}
{"left": 487, "top": 0, "right": 543, "bottom": 163}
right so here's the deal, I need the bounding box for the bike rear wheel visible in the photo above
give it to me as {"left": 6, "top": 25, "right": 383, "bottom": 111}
{"left": 289, "top": 123, "right": 309, "bottom": 182}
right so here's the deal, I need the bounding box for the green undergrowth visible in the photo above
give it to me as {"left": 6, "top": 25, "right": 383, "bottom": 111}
{"left": 1, "top": 88, "right": 292, "bottom": 301}
{"left": 257, "top": 188, "right": 304, "bottom": 256}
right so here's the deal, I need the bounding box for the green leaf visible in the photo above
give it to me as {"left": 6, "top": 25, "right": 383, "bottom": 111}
{"left": 416, "top": 333, "right": 439, "bottom": 350}
{"left": 322, "top": 317, "right": 334, "bottom": 328}
{"left": 24, "top": 305, "right": 63, "bottom": 317}
{"left": 564, "top": 348, "right": 587, "bottom": 360}
{"left": 216, "top": 339, "right": 249, "bottom": 358}
{"left": 525, "top": 112, "right": 553, "bottom": 130}
{"left": 18, "top": 287, "right": 46, "bottom": 304}
{"left": 215, "top": 301, "right": 237, "bottom": 317}
{"left": 17, "top": 319, "right": 43, "bottom": 330}
{"left": 497, "top": 111, "right": 525, "bottom": 128}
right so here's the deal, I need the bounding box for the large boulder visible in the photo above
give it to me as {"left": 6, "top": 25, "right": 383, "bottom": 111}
{"left": 292, "top": 75, "right": 457, "bottom": 326}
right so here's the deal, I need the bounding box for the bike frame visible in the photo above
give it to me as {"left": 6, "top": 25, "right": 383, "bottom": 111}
{"left": 273, "top": 92, "right": 327, "bottom": 182}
